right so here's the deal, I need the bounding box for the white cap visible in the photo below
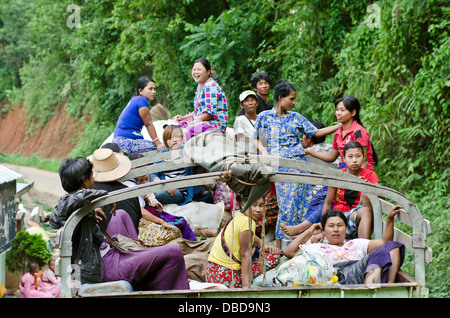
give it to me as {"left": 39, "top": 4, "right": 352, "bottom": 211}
{"left": 239, "top": 90, "right": 257, "bottom": 102}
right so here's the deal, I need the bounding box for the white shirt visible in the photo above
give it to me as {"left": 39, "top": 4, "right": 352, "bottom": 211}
{"left": 234, "top": 115, "right": 255, "bottom": 140}
{"left": 234, "top": 115, "right": 257, "bottom": 153}
{"left": 300, "top": 239, "right": 370, "bottom": 266}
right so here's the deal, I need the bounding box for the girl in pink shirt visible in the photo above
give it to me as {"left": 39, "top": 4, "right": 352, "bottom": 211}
{"left": 20, "top": 262, "right": 53, "bottom": 298}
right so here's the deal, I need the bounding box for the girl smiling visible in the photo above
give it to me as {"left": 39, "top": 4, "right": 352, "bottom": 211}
{"left": 306, "top": 96, "right": 375, "bottom": 170}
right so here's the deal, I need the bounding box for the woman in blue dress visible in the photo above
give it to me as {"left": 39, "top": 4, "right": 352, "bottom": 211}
{"left": 252, "top": 80, "right": 341, "bottom": 249}
{"left": 113, "top": 76, "right": 166, "bottom": 155}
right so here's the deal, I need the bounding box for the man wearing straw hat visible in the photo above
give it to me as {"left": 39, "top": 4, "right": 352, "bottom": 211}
{"left": 91, "top": 148, "right": 167, "bottom": 233}
{"left": 89, "top": 148, "right": 141, "bottom": 230}
{"left": 50, "top": 148, "right": 190, "bottom": 291}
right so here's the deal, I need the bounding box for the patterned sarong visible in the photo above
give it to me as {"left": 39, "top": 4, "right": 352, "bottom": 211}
{"left": 334, "top": 241, "right": 405, "bottom": 284}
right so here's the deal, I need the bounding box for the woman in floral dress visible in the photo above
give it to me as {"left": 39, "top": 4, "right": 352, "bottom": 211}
{"left": 252, "top": 80, "right": 341, "bottom": 249}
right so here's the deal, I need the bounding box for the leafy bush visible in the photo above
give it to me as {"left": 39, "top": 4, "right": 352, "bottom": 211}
{"left": 5, "top": 231, "right": 52, "bottom": 274}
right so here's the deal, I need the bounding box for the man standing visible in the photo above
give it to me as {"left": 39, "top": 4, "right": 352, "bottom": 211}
{"left": 237, "top": 72, "right": 272, "bottom": 116}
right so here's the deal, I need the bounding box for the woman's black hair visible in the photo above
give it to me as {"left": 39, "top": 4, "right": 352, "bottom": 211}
{"left": 192, "top": 58, "right": 211, "bottom": 72}
{"left": 343, "top": 141, "right": 364, "bottom": 157}
{"left": 134, "top": 76, "right": 155, "bottom": 96}
{"left": 273, "top": 80, "right": 297, "bottom": 104}
{"left": 335, "top": 96, "right": 379, "bottom": 165}
{"left": 335, "top": 96, "right": 362, "bottom": 126}
{"left": 321, "top": 209, "right": 348, "bottom": 229}
{"left": 250, "top": 72, "right": 270, "bottom": 89}
{"left": 59, "top": 157, "right": 93, "bottom": 193}
{"left": 309, "top": 120, "right": 325, "bottom": 144}
{"left": 101, "top": 142, "right": 121, "bottom": 153}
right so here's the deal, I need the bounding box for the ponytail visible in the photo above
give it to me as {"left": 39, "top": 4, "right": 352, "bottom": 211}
{"left": 336, "top": 96, "right": 378, "bottom": 166}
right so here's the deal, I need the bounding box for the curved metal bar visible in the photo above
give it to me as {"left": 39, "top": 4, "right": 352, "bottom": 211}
{"left": 129, "top": 149, "right": 184, "bottom": 168}
{"left": 121, "top": 158, "right": 196, "bottom": 181}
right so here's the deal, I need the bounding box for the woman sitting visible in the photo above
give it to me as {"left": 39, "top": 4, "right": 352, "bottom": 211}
{"left": 113, "top": 76, "right": 165, "bottom": 154}
{"left": 175, "top": 58, "right": 228, "bottom": 140}
{"left": 205, "top": 196, "right": 281, "bottom": 288}
{"left": 283, "top": 206, "right": 405, "bottom": 285}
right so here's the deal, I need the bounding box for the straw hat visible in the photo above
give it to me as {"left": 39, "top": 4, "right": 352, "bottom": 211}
{"left": 88, "top": 148, "right": 131, "bottom": 182}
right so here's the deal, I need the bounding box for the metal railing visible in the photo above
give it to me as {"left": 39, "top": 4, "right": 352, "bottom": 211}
{"left": 56, "top": 151, "right": 432, "bottom": 297}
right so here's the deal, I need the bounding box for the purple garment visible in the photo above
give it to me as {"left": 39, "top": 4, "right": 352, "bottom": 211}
{"left": 180, "top": 121, "right": 216, "bottom": 141}
{"left": 366, "top": 240, "right": 405, "bottom": 283}
{"left": 102, "top": 209, "right": 190, "bottom": 291}
{"left": 145, "top": 206, "right": 196, "bottom": 241}
{"left": 334, "top": 241, "right": 405, "bottom": 284}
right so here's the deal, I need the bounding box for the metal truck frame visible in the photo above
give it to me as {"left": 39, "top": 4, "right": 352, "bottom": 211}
{"left": 55, "top": 149, "right": 432, "bottom": 298}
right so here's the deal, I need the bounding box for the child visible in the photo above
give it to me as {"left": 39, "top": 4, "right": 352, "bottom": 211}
{"left": 206, "top": 196, "right": 281, "bottom": 288}
{"left": 151, "top": 125, "right": 194, "bottom": 205}
{"left": 135, "top": 172, "right": 196, "bottom": 241}
{"left": 20, "top": 262, "right": 53, "bottom": 298}
{"left": 306, "top": 96, "right": 376, "bottom": 170}
{"left": 38, "top": 259, "right": 61, "bottom": 298}
{"left": 252, "top": 80, "right": 341, "bottom": 249}
{"left": 321, "top": 141, "right": 379, "bottom": 240}
{"left": 49, "top": 155, "right": 189, "bottom": 291}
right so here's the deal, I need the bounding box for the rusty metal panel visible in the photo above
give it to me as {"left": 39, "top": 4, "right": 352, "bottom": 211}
{"left": 0, "top": 180, "right": 17, "bottom": 253}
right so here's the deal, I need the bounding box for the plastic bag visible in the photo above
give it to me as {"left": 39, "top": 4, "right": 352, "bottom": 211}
{"left": 275, "top": 250, "right": 338, "bottom": 286}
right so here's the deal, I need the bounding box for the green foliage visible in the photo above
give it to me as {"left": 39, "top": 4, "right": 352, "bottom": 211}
{"left": 0, "top": 153, "right": 62, "bottom": 172}
{"left": 181, "top": 0, "right": 276, "bottom": 123}
{"left": 0, "top": 0, "right": 448, "bottom": 297}
{"left": 5, "top": 231, "right": 52, "bottom": 274}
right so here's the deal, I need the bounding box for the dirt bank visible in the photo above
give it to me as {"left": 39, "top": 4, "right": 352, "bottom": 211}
{"left": 0, "top": 104, "right": 84, "bottom": 160}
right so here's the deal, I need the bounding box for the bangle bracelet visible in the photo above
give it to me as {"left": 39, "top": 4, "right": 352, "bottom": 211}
{"left": 154, "top": 137, "right": 159, "bottom": 142}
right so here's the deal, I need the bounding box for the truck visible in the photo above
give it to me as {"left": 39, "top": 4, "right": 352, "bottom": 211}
{"left": 55, "top": 146, "right": 432, "bottom": 298}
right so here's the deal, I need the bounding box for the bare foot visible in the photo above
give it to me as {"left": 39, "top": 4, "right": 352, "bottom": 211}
{"left": 281, "top": 224, "right": 301, "bottom": 237}
{"left": 194, "top": 227, "right": 219, "bottom": 237}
